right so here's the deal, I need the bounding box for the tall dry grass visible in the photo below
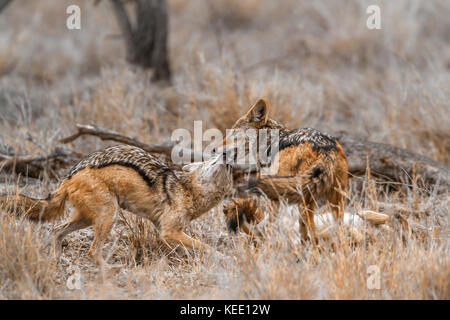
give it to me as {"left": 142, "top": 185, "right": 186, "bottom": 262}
{"left": 0, "top": 0, "right": 448, "bottom": 299}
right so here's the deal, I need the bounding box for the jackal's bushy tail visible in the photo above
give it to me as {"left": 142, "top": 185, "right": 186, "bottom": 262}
{"left": 0, "top": 184, "right": 67, "bottom": 222}
{"left": 243, "top": 157, "right": 335, "bottom": 204}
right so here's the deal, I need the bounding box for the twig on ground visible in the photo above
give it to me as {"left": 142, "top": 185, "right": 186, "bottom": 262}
{"left": 59, "top": 124, "right": 174, "bottom": 156}
{"left": 59, "top": 123, "right": 203, "bottom": 163}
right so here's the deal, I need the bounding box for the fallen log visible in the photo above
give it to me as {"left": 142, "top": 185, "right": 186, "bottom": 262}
{"left": 0, "top": 147, "right": 82, "bottom": 179}
{"left": 1, "top": 125, "right": 448, "bottom": 193}
{"left": 335, "top": 133, "right": 449, "bottom": 192}
{"left": 0, "top": 148, "right": 81, "bottom": 167}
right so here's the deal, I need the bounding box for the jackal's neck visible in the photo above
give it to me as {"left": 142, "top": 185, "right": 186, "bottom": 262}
{"left": 189, "top": 164, "right": 232, "bottom": 217}
{"left": 265, "top": 119, "right": 289, "bottom": 135}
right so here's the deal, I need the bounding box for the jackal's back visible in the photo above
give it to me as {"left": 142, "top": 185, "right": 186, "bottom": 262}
{"left": 67, "top": 145, "right": 172, "bottom": 187}
{"left": 278, "top": 127, "right": 338, "bottom": 153}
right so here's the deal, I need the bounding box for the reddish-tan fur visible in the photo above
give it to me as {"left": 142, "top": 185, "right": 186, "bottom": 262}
{"left": 1, "top": 145, "right": 233, "bottom": 266}
{"left": 223, "top": 98, "right": 348, "bottom": 243}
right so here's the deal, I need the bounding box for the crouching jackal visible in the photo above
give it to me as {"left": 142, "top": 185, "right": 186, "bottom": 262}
{"left": 222, "top": 98, "right": 348, "bottom": 243}
{"left": 0, "top": 145, "right": 233, "bottom": 265}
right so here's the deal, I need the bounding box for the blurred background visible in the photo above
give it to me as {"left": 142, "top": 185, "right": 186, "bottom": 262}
{"left": 0, "top": 0, "right": 448, "bottom": 163}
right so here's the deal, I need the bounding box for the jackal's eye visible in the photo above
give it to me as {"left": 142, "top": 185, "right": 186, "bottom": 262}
{"left": 212, "top": 148, "right": 217, "bottom": 154}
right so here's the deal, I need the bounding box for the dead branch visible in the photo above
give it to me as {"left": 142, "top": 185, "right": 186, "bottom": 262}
{"left": 59, "top": 124, "right": 203, "bottom": 162}
{"left": 59, "top": 124, "right": 174, "bottom": 156}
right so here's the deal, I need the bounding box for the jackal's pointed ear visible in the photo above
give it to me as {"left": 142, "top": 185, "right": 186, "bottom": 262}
{"left": 246, "top": 98, "right": 270, "bottom": 125}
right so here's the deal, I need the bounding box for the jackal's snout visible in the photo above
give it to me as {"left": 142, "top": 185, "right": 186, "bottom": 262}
{"left": 212, "top": 146, "right": 238, "bottom": 166}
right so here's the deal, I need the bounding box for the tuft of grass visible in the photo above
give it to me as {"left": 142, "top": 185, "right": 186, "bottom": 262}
{"left": 0, "top": 213, "right": 58, "bottom": 299}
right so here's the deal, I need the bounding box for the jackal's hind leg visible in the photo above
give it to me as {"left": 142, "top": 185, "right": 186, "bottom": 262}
{"left": 88, "top": 201, "right": 119, "bottom": 267}
{"left": 53, "top": 212, "right": 92, "bottom": 258}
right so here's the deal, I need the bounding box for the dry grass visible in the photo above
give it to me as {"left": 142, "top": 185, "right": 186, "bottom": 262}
{"left": 0, "top": 0, "right": 449, "bottom": 299}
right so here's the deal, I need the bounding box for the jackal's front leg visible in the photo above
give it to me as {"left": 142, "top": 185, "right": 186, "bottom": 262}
{"left": 161, "top": 229, "right": 213, "bottom": 255}
{"left": 298, "top": 202, "right": 318, "bottom": 245}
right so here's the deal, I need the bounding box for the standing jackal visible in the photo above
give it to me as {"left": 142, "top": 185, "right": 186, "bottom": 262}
{"left": 0, "top": 145, "right": 233, "bottom": 266}
{"left": 223, "top": 98, "right": 348, "bottom": 243}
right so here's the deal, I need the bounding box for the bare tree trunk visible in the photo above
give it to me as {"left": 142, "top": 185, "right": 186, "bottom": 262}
{"left": 110, "top": 0, "right": 171, "bottom": 82}
{"left": 0, "top": 0, "right": 13, "bottom": 13}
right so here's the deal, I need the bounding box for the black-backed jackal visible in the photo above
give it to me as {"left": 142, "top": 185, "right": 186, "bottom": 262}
{"left": 222, "top": 98, "right": 349, "bottom": 243}
{"left": 0, "top": 145, "right": 234, "bottom": 266}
